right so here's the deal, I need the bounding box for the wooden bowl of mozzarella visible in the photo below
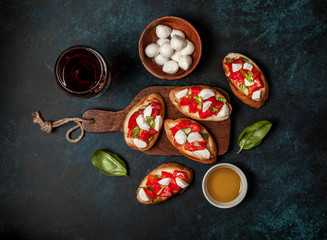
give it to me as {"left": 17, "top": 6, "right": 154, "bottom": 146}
{"left": 139, "top": 16, "right": 202, "bottom": 80}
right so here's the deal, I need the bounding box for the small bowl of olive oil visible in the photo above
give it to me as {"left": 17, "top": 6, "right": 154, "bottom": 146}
{"left": 202, "top": 163, "right": 247, "bottom": 208}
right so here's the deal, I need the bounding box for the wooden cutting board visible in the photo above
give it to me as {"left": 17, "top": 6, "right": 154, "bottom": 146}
{"left": 82, "top": 86, "right": 231, "bottom": 156}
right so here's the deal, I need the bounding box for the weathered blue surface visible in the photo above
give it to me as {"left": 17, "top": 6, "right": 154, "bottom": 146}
{"left": 0, "top": 0, "right": 326, "bottom": 239}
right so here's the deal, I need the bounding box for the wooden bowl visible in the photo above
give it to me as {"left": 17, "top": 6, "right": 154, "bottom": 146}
{"left": 139, "top": 16, "right": 202, "bottom": 80}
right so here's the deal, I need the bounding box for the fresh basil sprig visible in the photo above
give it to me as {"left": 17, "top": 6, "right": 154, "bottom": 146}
{"left": 200, "top": 132, "right": 209, "bottom": 139}
{"left": 237, "top": 120, "right": 272, "bottom": 154}
{"left": 132, "top": 126, "right": 140, "bottom": 138}
{"left": 225, "top": 57, "right": 233, "bottom": 63}
{"left": 91, "top": 150, "right": 127, "bottom": 176}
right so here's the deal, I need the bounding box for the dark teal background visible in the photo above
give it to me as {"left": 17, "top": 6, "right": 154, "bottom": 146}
{"left": 0, "top": 0, "right": 326, "bottom": 239}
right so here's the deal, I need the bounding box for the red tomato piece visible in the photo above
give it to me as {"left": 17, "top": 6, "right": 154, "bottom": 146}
{"left": 176, "top": 120, "right": 191, "bottom": 129}
{"left": 232, "top": 58, "right": 244, "bottom": 64}
{"left": 137, "top": 129, "right": 150, "bottom": 142}
{"left": 149, "top": 127, "right": 157, "bottom": 137}
{"left": 188, "top": 97, "right": 198, "bottom": 113}
{"left": 159, "top": 185, "right": 172, "bottom": 197}
{"left": 139, "top": 109, "right": 145, "bottom": 115}
{"left": 180, "top": 96, "right": 190, "bottom": 106}
{"left": 190, "top": 86, "right": 202, "bottom": 96}
{"left": 127, "top": 129, "right": 133, "bottom": 138}
{"left": 151, "top": 108, "right": 159, "bottom": 118}
{"left": 149, "top": 101, "right": 162, "bottom": 111}
{"left": 151, "top": 183, "right": 162, "bottom": 195}
{"left": 173, "top": 170, "right": 187, "bottom": 181}
{"left": 143, "top": 188, "right": 157, "bottom": 199}
{"left": 198, "top": 108, "right": 212, "bottom": 119}
{"left": 206, "top": 96, "right": 217, "bottom": 105}
{"left": 169, "top": 177, "right": 181, "bottom": 192}
{"left": 170, "top": 126, "right": 179, "bottom": 137}
{"left": 128, "top": 112, "right": 138, "bottom": 130}
{"left": 189, "top": 123, "right": 201, "bottom": 132}
{"left": 184, "top": 141, "right": 206, "bottom": 151}
{"left": 146, "top": 174, "right": 160, "bottom": 186}
{"left": 247, "top": 85, "right": 261, "bottom": 96}
{"left": 161, "top": 171, "right": 174, "bottom": 179}
{"left": 212, "top": 100, "right": 223, "bottom": 115}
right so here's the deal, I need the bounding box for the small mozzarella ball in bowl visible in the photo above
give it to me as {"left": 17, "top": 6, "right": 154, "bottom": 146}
{"left": 178, "top": 55, "right": 192, "bottom": 71}
{"left": 171, "top": 50, "right": 182, "bottom": 62}
{"left": 171, "top": 29, "right": 185, "bottom": 39}
{"left": 154, "top": 54, "right": 170, "bottom": 66}
{"left": 160, "top": 42, "right": 175, "bottom": 58}
{"left": 157, "top": 38, "right": 170, "bottom": 46}
{"left": 171, "top": 35, "right": 187, "bottom": 50}
{"left": 144, "top": 43, "right": 160, "bottom": 58}
{"left": 163, "top": 60, "right": 179, "bottom": 74}
{"left": 156, "top": 25, "right": 172, "bottom": 39}
{"left": 181, "top": 39, "right": 195, "bottom": 56}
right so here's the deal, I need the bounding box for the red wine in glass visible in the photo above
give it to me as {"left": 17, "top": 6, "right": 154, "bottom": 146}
{"left": 55, "top": 46, "right": 110, "bottom": 98}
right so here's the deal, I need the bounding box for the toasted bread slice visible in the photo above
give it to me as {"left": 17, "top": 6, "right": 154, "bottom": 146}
{"left": 137, "top": 162, "right": 194, "bottom": 205}
{"left": 169, "top": 85, "right": 232, "bottom": 121}
{"left": 123, "top": 93, "right": 165, "bottom": 151}
{"left": 164, "top": 118, "right": 217, "bottom": 164}
{"left": 222, "top": 53, "right": 269, "bottom": 108}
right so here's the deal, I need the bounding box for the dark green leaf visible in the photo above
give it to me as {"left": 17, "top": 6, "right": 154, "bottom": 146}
{"left": 237, "top": 121, "right": 272, "bottom": 154}
{"left": 91, "top": 150, "right": 127, "bottom": 176}
{"left": 241, "top": 57, "right": 249, "bottom": 62}
{"left": 132, "top": 126, "right": 140, "bottom": 138}
{"left": 225, "top": 57, "right": 233, "bottom": 63}
{"left": 239, "top": 83, "right": 249, "bottom": 95}
{"left": 200, "top": 132, "right": 209, "bottom": 139}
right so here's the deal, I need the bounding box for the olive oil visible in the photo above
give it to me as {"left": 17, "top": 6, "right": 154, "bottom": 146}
{"left": 207, "top": 167, "right": 241, "bottom": 202}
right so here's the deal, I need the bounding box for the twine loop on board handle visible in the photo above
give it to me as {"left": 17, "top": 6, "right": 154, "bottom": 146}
{"left": 32, "top": 111, "right": 94, "bottom": 143}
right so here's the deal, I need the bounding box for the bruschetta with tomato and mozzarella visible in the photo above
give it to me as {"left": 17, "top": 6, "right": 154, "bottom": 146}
{"left": 137, "top": 163, "right": 193, "bottom": 205}
{"left": 222, "top": 53, "right": 269, "bottom": 108}
{"left": 169, "top": 85, "right": 232, "bottom": 121}
{"left": 164, "top": 118, "right": 217, "bottom": 163}
{"left": 124, "top": 93, "right": 165, "bottom": 151}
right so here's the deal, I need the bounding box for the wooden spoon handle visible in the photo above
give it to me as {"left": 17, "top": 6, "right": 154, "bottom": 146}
{"left": 82, "top": 109, "right": 125, "bottom": 133}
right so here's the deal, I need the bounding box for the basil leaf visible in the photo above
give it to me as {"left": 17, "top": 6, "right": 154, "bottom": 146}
{"left": 247, "top": 71, "right": 253, "bottom": 77}
{"left": 194, "top": 96, "right": 202, "bottom": 109}
{"left": 200, "top": 132, "right": 209, "bottom": 139}
{"left": 239, "top": 83, "right": 249, "bottom": 95}
{"left": 210, "top": 107, "right": 218, "bottom": 113}
{"left": 146, "top": 116, "right": 155, "bottom": 128}
{"left": 91, "top": 150, "right": 127, "bottom": 176}
{"left": 217, "top": 97, "right": 227, "bottom": 104}
{"left": 132, "top": 126, "right": 140, "bottom": 138}
{"left": 240, "top": 69, "right": 252, "bottom": 83}
{"left": 237, "top": 120, "right": 272, "bottom": 154}
{"left": 225, "top": 57, "right": 233, "bottom": 63}
{"left": 241, "top": 57, "right": 249, "bottom": 62}
{"left": 182, "top": 128, "right": 192, "bottom": 135}
{"left": 194, "top": 141, "right": 200, "bottom": 147}
{"left": 148, "top": 136, "right": 153, "bottom": 142}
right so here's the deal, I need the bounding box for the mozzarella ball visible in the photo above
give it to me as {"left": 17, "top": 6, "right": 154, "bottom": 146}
{"left": 171, "top": 50, "right": 182, "bottom": 62}
{"left": 170, "top": 35, "right": 187, "bottom": 50}
{"left": 171, "top": 29, "right": 185, "bottom": 39}
{"left": 181, "top": 39, "right": 195, "bottom": 56}
{"left": 178, "top": 55, "right": 192, "bottom": 71}
{"left": 163, "top": 60, "right": 179, "bottom": 74}
{"left": 157, "top": 38, "right": 170, "bottom": 46}
{"left": 144, "top": 43, "right": 160, "bottom": 58}
{"left": 160, "top": 42, "right": 175, "bottom": 58}
{"left": 156, "top": 25, "right": 172, "bottom": 39}
{"left": 154, "top": 54, "right": 169, "bottom": 66}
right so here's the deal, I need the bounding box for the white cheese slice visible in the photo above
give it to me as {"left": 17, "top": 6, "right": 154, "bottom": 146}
{"left": 194, "top": 149, "right": 210, "bottom": 159}
{"left": 133, "top": 138, "right": 147, "bottom": 149}
{"left": 175, "top": 130, "right": 187, "bottom": 145}
{"left": 175, "top": 88, "right": 188, "bottom": 99}
{"left": 187, "top": 132, "right": 203, "bottom": 143}
{"left": 136, "top": 115, "right": 150, "bottom": 131}
{"left": 199, "top": 89, "right": 215, "bottom": 100}
{"left": 244, "top": 77, "right": 254, "bottom": 87}
{"left": 232, "top": 63, "right": 242, "bottom": 72}
{"left": 243, "top": 62, "right": 253, "bottom": 71}
{"left": 176, "top": 178, "right": 189, "bottom": 188}
{"left": 143, "top": 105, "right": 153, "bottom": 118}
{"left": 217, "top": 104, "right": 230, "bottom": 118}
{"left": 202, "top": 101, "right": 212, "bottom": 112}
{"left": 252, "top": 90, "right": 262, "bottom": 101}
{"left": 154, "top": 115, "right": 162, "bottom": 131}
{"left": 158, "top": 178, "right": 171, "bottom": 185}
{"left": 138, "top": 188, "right": 149, "bottom": 202}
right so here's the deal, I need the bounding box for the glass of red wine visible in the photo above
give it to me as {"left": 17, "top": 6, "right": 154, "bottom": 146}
{"left": 55, "top": 46, "right": 110, "bottom": 99}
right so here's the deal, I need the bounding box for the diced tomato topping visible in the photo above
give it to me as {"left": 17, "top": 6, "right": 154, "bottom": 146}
{"left": 149, "top": 128, "right": 157, "bottom": 137}
{"left": 161, "top": 171, "right": 174, "bottom": 179}
{"left": 170, "top": 126, "right": 179, "bottom": 137}
{"left": 159, "top": 185, "right": 172, "bottom": 197}
{"left": 188, "top": 96, "right": 198, "bottom": 113}
{"left": 180, "top": 96, "right": 190, "bottom": 106}
{"left": 212, "top": 100, "right": 224, "bottom": 115}
{"left": 189, "top": 123, "right": 201, "bottom": 132}
{"left": 139, "top": 109, "right": 145, "bottom": 115}
{"left": 173, "top": 170, "right": 187, "bottom": 181}
{"left": 176, "top": 120, "right": 191, "bottom": 129}
{"left": 206, "top": 96, "right": 217, "bottom": 105}
{"left": 169, "top": 177, "right": 181, "bottom": 192}
{"left": 127, "top": 129, "right": 133, "bottom": 138}
{"left": 247, "top": 85, "right": 261, "bottom": 96}
{"left": 137, "top": 129, "right": 150, "bottom": 142}
{"left": 198, "top": 108, "right": 212, "bottom": 119}
{"left": 151, "top": 183, "right": 162, "bottom": 195}
{"left": 151, "top": 108, "right": 159, "bottom": 118}
{"left": 184, "top": 141, "right": 206, "bottom": 151}
{"left": 143, "top": 188, "right": 157, "bottom": 199}
{"left": 190, "top": 86, "right": 202, "bottom": 96}
{"left": 128, "top": 113, "right": 138, "bottom": 130}
{"left": 146, "top": 174, "right": 160, "bottom": 186}
{"left": 149, "top": 101, "right": 162, "bottom": 111}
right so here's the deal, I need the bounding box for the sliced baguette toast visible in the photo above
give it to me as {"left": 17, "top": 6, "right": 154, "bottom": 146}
{"left": 137, "top": 162, "right": 193, "bottom": 205}
{"left": 123, "top": 93, "right": 165, "bottom": 151}
{"left": 222, "top": 53, "right": 269, "bottom": 108}
{"left": 164, "top": 118, "right": 217, "bottom": 164}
